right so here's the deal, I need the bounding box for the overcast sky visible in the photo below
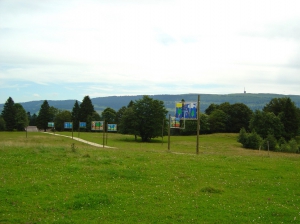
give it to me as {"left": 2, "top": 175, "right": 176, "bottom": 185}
{"left": 1, "top": 0, "right": 300, "bottom": 103}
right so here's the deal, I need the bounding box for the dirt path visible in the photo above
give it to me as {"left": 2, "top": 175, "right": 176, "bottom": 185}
{"left": 43, "top": 132, "right": 116, "bottom": 148}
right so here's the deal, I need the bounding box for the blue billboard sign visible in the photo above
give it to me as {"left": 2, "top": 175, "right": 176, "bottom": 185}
{"left": 175, "top": 102, "right": 197, "bottom": 120}
{"left": 48, "top": 122, "right": 54, "bottom": 128}
{"left": 79, "top": 122, "right": 86, "bottom": 128}
{"left": 64, "top": 122, "right": 73, "bottom": 129}
{"left": 107, "top": 124, "right": 117, "bottom": 132}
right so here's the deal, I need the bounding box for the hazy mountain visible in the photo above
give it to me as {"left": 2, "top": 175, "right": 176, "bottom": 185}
{"left": 1, "top": 93, "right": 300, "bottom": 115}
{"left": 0, "top": 100, "right": 78, "bottom": 115}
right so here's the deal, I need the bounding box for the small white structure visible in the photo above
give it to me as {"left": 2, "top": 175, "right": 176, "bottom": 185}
{"left": 26, "top": 126, "right": 39, "bottom": 132}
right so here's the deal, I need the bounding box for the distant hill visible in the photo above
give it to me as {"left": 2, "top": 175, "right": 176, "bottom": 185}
{"left": 1, "top": 93, "right": 300, "bottom": 115}
{"left": 0, "top": 100, "right": 78, "bottom": 115}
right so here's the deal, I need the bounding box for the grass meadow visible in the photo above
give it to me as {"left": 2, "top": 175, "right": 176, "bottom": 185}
{"left": 0, "top": 131, "right": 299, "bottom": 223}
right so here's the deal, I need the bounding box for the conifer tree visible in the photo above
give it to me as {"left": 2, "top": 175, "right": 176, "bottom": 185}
{"left": 36, "top": 100, "right": 51, "bottom": 131}
{"left": 79, "top": 96, "right": 95, "bottom": 122}
{"left": 1, "top": 97, "right": 16, "bottom": 131}
{"left": 72, "top": 100, "right": 80, "bottom": 130}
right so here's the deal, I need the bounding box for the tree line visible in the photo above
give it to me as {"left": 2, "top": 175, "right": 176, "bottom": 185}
{"left": 237, "top": 97, "right": 300, "bottom": 153}
{"left": 0, "top": 95, "right": 168, "bottom": 142}
{"left": 173, "top": 97, "right": 300, "bottom": 152}
{"left": 1, "top": 95, "right": 299, "bottom": 146}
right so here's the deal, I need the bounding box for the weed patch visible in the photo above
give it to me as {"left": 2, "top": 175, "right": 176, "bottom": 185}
{"left": 82, "top": 153, "right": 90, "bottom": 158}
{"left": 66, "top": 192, "right": 112, "bottom": 210}
{"left": 200, "top": 186, "right": 224, "bottom": 194}
{"left": 103, "top": 168, "right": 142, "bottom": 181}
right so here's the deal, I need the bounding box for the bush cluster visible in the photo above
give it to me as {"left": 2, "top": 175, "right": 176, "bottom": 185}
{"left": 276, "top": 138, "right": 299, "bottom": 153}
{"left": 238, "top": 128, "right": 299, "bottom": 153}
{"left": 237, "top": 128, "right": 262, "bottom": 150}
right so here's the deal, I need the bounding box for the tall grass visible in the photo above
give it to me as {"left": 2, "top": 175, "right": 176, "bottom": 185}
{"left": 0, "top": 132, "right": 299, "bottom": 223}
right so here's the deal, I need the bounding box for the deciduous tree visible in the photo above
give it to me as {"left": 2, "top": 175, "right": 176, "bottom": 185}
{"left": 249, "top": 110, "right": 284, "bottom": 139}
{"left": 118, "top": 107, "right": 139, "bottom": 138}
{"left": 124, "top": 96, "right": 168, "bottom": 142}
{"left": 178, "top": 114, "right": 210, "bottom": 135}
{"left": 263, "top": 97, "right": 300, "bottom": 140}
{"left": 208, "top": 109, "right": 228, "bottom": 133}
{"left": 102, "top": 107, "right": 116, "bottom": 124}
{"left": 14, "top": 103, "right": 29, "bottom": 131}
{"left": 54, "top": 110, "right": 72, "bottom": 131}
{"left": 87, "top": 111, "right": 101, "bottom": 131}
{"left": 227, "top": 103, "right": 253, "bottom": 132}
{"left": 205, "top": 102, "right": 253, "bottom": 133}
{"left": 205, "top": 103, "right": 218, "bottom": 115}
{"left": 49, "top": 106, "right": 59, "bottom": 122}
{"left": 115, "top": 106, "right": 127, "bottom": 128}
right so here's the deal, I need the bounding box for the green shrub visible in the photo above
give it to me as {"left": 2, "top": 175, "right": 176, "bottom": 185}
{"left": 237, "top": 128, "right": 248, "bottom": 145}
{"left": 288, "top": 139, "right": 299, "bottom": 153}
{"left": 280, "top": 139, "right": 299, "bottom": 153}
{"left": 274, "top": 143, "right": 280, "bottom": 152}
{"left": 278, "top": 137, "right": 286, "bottom": 146}
{"left": 238, "top": 129, "right": 263, "bottom": 150}
{"left": 200, "top": 186, "right": 224, "bottom": 194}
{"left": 280, "top": 143, "right": 290, "bottom": 152}
{"left": 71, "top": 143, "right": 77, "bottom": 152}
{"left": 262, "top": 134, "right": 277, "bottom": 151}
{"left": 244, "top": 131, "right": 262, "bottom": 150}
{"left": 66, "top": 193, "right": 111, "bottom": 210}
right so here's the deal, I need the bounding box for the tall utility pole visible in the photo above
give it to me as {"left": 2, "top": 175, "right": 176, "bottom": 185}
{"left": 168, "top": 114, "right": 171, "bottom": 151}
{"left": 196, "top": 95, "right": 200, "bottom": 154}
{"left": 103, "top": 120, "right": 105, "bottom": 148}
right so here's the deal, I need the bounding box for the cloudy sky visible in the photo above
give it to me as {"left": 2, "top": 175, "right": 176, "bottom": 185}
{"left": 1, "top": 0, "right": 300, "bottom": 103}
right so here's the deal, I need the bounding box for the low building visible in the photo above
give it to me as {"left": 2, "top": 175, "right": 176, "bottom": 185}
{"left": 26, "top": 126, "right": 39, "bottom": 132}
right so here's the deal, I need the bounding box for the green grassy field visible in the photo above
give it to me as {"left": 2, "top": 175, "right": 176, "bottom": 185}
{"left": 0, "top": 131, "right": 299, "bottom": 223}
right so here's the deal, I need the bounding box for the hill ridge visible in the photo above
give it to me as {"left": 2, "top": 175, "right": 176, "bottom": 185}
{"left": 1, "top": 93, "right": 300, "bottom": 115}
